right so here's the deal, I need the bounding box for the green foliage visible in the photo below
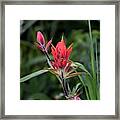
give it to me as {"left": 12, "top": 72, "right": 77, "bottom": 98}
{"left": 20, "top": 69, "right": 48, "bottom": 83}
{"left": 20, "top": 20, "right": 100, "bottom": 100}
{"left": 72, "top": 62, "right": 92, "bottom": 78}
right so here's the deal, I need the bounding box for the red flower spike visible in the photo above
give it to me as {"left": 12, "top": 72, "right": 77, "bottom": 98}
{"left": 37, "top": 31, "right": 45, "bottom": 45}
{"left": 51, "top": 39, "right": 72, "bottom": 70}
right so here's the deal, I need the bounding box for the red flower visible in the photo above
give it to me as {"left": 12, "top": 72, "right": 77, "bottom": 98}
{"left": 36, "top": 31, "right": 52, "bottom": 52}
{"left": 51, "top": 38, "right": 72, "bottom": 70}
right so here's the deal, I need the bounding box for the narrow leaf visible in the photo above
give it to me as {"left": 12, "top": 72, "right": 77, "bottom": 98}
{"left": 72, "top": 62, "right": 92, "bottom": 78}
{"left": 20, "top": 69, "right": 48, "bottom": 83}
{"left": 75, "top": 83, "right": 81, "bottom": 90}
{"left": 88, "top": 20, "right": 96, "bottom": 80}
{"left": 66, "top": 72, "right": 81, "bottom": 79}
{"left": 84, "top": 75, "right": 96, "bottom": 100}
{"left": 67, "top": 83, "right": 71, "bottom": 93}
{"left": 48, "top": 68, "right": 59, "bottom": 76}
{"left": 77, "top": 75, "right": 90, "bottom": 100}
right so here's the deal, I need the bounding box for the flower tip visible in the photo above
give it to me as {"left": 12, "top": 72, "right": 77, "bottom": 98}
{"left": 61, "top": 33, "right": 64, "bottom": 40}
{"left": 37, "top": 31, "right": 41, "bottom": 34}
{"left": 37, "top": 31, "right": 42, "bottom": 38}
{"left": 68, "top": 43, "right": 73, "bottom": 49}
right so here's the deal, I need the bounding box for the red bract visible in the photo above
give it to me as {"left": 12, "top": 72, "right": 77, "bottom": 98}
{"left": 36, "top": 31, "right": 52, "bottom": 52}
{"left": 51, "top": 39, "right": 72, "bottom": 70}
{"left": 70, "top": 96, "right": 81, "bottom": 100}
{"left": 37, "top": 31, "right": 45, "bottom": 46}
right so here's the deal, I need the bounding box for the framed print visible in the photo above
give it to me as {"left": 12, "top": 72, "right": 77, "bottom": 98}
{"left": 0, "top": 0, "right": 120, "bottom": 119}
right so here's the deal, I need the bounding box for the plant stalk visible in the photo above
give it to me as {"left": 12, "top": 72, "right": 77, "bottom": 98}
{"left": 43, "top": 48, "right": 69, "bottom": 99}
{"left": 60, "top": 70, "right": 68, "bottom": 98}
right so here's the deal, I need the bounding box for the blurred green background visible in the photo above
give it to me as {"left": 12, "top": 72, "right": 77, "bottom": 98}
{"left": 20, "top": 20, "right": 100, "bottom": 100}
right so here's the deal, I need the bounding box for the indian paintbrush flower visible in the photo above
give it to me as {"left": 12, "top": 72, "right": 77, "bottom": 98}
{"left": 51, "top": 37, "right": 73, "bottom": 72}
{"left": 36, "top": 32, "right": 81, "bottom": 100}
{"left": 50, "top": 36, "right": 73, "bottom": 98}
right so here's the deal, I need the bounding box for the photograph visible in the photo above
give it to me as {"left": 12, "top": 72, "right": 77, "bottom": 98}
{"left": 2, "top": 1, "right": 118, "bottom": 118}
{"left": 20, "top": 20, "right": 100, "bottom": 100}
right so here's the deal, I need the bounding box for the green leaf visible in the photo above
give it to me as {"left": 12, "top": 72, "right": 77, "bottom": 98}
{"left": 72, "top": 62, "right": 92, "bottom": 78}
{"left": 84, "top": 75, "right": 96, "bottom": 100}
{"left": 66, "top": 72, "right": 81, "bottom": 79}
{"left": 77, "top": 75, "right": 90, "bottom": 100}
{"left": 88, "top": 20, "right": 96, "bottom": 80}
{"left": 72, "top": 83, "right": 81, "bottom": 94}
{"left": 88, "top": 20, "right": 97, "bottom": 99}
{"left": 95, "top": 37, "right": 100, "bottom": 99}
{"left": 75, "top": 83, "right": 81, "bottom": 90}
{"left": 20, "top": 69, "right": 48, "bottom": 83}
{"left": 67, "top": 83, "right": 71, "bottom": 93}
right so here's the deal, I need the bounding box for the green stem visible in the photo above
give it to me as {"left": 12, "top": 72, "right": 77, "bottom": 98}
{"left": 42, "top": 46, "right": 69, "bottom": 99}
{"left": 42, "top": 45, "right": 53, "bottom": 68}
{"left": 61, "top": 70, "right": 68, "bottom": 98}
{"left": 44, "top": 51, "right": 53, "bottom": 68}
{"left": 43, "top": 49, "right": 68, "bottom": 99}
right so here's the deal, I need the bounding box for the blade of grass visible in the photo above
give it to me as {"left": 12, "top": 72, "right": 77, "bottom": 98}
{"left": 20, "top": 69, "right": 48, "bottom": 83}
{"left": 88, "top": 20, "right": 96, "bottom": 80}
{"left": 85, "top": 75, "right": 96, "bottom": 100}
{"left": 95, "top": 38, "right": 100, "bottom": 99}
{"left": 88, "top": 20, "right": 97, "bottom": 99}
